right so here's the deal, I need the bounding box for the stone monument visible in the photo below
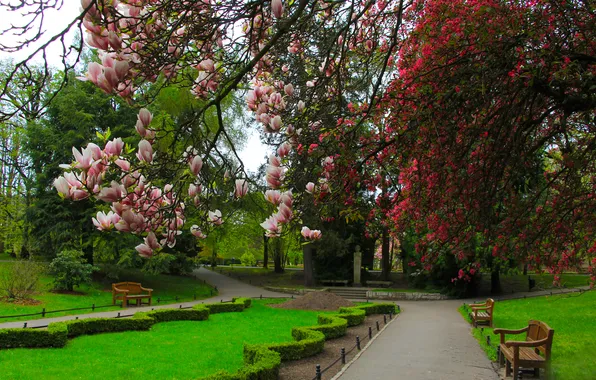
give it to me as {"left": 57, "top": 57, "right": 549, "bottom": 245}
{"left": 353, "top": 245, "right": 362, "bottom": 287}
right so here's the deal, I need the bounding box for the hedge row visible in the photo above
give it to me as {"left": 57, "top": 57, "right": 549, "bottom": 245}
{"left": 0, "top": 298, "right": 251, "bottom": 349}
{"left": 202, "top": 345, "right": 281, "bottom": 380}
{"left": 206, "top": 298, "right": 251, "bottom": 314}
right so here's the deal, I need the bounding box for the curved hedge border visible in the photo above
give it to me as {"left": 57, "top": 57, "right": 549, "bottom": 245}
{"left": 0, "top": 299, "right": 398, "bottom": 380}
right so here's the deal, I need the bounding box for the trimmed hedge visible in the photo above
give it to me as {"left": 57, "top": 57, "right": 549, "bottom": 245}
{"left": 0, "top": 297, "right": 252, "bottom": 350}
{"left": 206, "top": 298, "right": 250, "bottom": 314}
{"left": 202, "top": 345, "right": 280, "bottom": 380}
{"left": 337, "top": 307, "right": 366, "bottom": 326}
{"left": 339, "top": 302, "right": 397, "bottom": 316}
{"left": 0, "top": 322, "right": 68, "bottom": 349}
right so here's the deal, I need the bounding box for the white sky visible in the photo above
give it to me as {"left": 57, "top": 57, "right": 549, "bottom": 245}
{"left": 0, "top": 0, "right": 268, "bottom": 173}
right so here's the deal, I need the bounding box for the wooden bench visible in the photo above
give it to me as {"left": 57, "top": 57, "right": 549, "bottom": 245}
{"left": 469, "top": 298, "right": 495, "bottom": 327}
{"left": 366, "top": 280, "right": 393, "bottom": 287}
{"left": 112, "top": 282, "right": 153, "bottom": 308}
{"left": 494, "top": 320, "right": 554, "bottom": 380}
{"left": 320, "top": 279, "right": 349, "bottom": 286}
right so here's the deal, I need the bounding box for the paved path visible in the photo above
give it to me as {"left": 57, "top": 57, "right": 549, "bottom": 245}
{"left": 338, "top": 300, "right": 498, "bottom": 380}
{"left": 0, "top": 267, "right": 285, "bottom": 329}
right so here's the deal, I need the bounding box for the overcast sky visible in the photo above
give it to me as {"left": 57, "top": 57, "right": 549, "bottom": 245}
{"left": 0, "top": 1, "right": 268, "bottom": 173}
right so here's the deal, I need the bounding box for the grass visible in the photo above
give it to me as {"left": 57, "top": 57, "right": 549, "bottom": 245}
{"left": 459, "top": 290, "right": 596, "bottom": 379}
{"left": 0, "top": 252, "right": 16, "bottom": 261}
{"left": 0, "top": 263, "right": 215, "bottom": 322}
{"left": 0, "top": 299, "right": 323, "bottom": 379}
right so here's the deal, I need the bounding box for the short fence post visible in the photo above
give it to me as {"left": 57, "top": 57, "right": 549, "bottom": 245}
{"left": 180, "top": 304, "right": 182, "bottom": 309}
{"left": 341, "top": 347, "right": 346, "bottom": 364}
{"left": 23, "top": 322, "right": 27, "bottom": 328}
{"left": 92, "top": 304, "right": 95, "bottom": 311}
{"left": 175, "top": 296, "right": 179, "bottom": 302}
{"left": 384, "top": 315, "right": 387, "bottom": 324}
{"left": 260, "top": 294, "right": 263, "bottom": 299}
{"left": 368, "top": 326, "right": 372, "bottom": 339}
{"left": 356, "top": 336, "right": 361, "bottom": 350}
{"left": 389, "top": 311, "right": 392, "bottom": 320}
{"left": 117, "top": 312, "right": 121, "bottom": 318}
{"left": 397, "top": 304, "right": 401, "bottom": 312}
{"left": 315, "top": 364, "right": 321, "bottom": 380}
{"left": 376, "top": 321, "right": 380, "bottom": 331}
{"left": 42, "top": 308, "right": 46, "bottom": 318}
{"left": 221, "top": 299, "right": 223, "bottom": 303}
{"left": 486, "top": 335, "right": 491, "bottom": 346}
{"left": 157, "top": 298, "right": 161, "bottom": 304}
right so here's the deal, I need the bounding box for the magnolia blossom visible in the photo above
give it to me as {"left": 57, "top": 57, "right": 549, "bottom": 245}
{"left": 104, "top": 138, "right": 124, "bottom": 157}
{"left": 305, "top": 182, "right": 315, "bottom": 193}
{"left": 235, "top": 179, "right": 249, "bottom": 198}
{"left": 301, "top": 226, "right": 322, "bottom": 240}
{"left": 54, "top": 177, "right": 71, "bottom": 199}
{"left": 92, "top": 211, "right": 120, "bottom": 231}
{"left": 277, "top": 142, "right": 292, "bottom": 158}
{"left": 272, "top": 0, "right": 283, "bottom": 18}
{"left": 137, "top": 140, "right": 153, "bottom": 163}
{"left": 261, "top": 214, "right": 281, "bottom": 237}
{"left": 190, "top": 155, "right": 203, "bottom": 176}
{"left": 190, "top": 225, "right": 207, "bottom": 239}
{"left": 265, "top": 190, "right": 281, "bottom": 205}
{"left": 138, "top": 108, "right": 152, "bottom": 127}
{"left": 97, "top": 181, "right": 125, "bottom": 203}
{"left": 280, "top": 191, "right": 293, "bottom": 207}
{"left": 266, "top": 165, "right": 284, "bottom": 189}
{"left": 135, "top": 243, "right": 153, "bottom": 258}
{"left": 297, "top": 100, "right": 305, "bottom": 112}
{"left": 145, "top": 231, "right": 162, "bottom": 250}
{"left": 276, "top": 203, "right": 293, "bottom": 223}
{"left": 208, "top": 209, "right": 223, "bottom": 225}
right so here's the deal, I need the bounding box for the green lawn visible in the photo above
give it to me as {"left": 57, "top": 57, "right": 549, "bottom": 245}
{"left": 0, "top": 263, "right": 215, "bottom": 322}
{"left": 0, "top": 299, "right": 322, "bottom": 379}
{"left": 0, "top": 252, "right": 16, "bottom": 261}
{"left": 460, "top": 290, "right": 596, "bottom": 379}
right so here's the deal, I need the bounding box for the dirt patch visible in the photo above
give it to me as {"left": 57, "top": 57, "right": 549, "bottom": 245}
{"left": 279, "top": 316, "right": 391, "bottom": 380}
{"left": 270, "top": 291, "right": 354, "bottom": 311}
{"left": 0, "top": 296, "right": 42, "bottom": 305}
{"left": 49, "top": 289, "right": 87, "bottom": 296}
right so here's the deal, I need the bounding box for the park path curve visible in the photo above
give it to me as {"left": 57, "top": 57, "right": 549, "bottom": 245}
{"left": 338, "top": 299, "right": 498, "bottom": 380}
{"left": 0, "top": 267, "right": 285, "bottom": 329}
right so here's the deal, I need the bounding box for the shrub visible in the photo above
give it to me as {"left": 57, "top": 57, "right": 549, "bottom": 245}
{"left": 0, "top": 322, "right": 68, "bottom": 349}
{"left": 63, "top": 315, "right": 154, "bottom": 337}
{"left": 49, "top": 250, "right": 97, "bottom": 291}
{"left": 240, "top": 252, "right": 257, "bottom": 267}
{"left": 142, "top": 306, "right": 209, "bottom": 323}
{"left": 0, "top": 260, "right": 45, "bottom": 300}
{"left": 206, "top": 298, "right": 249, "bottom": 314}
{"left": 337, "top": 308, "right": 366, "bottom": 326}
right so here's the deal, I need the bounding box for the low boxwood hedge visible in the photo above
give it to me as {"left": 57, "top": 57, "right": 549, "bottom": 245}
{"left": 0, "top": 322, "right": 68, "bottom": 349}
{"left": 202, "top": 345, "right": 281, "bottom": 380}
{"left": 337, "top": 307, "right": 366, "bottom": 326}
{"left": 0, "top": 297, "right": 252, "bottom": 350}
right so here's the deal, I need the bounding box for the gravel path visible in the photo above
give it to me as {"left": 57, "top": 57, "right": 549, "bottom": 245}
{"left": 0, "top": 267, "right": 286, "bottom": 329}
{"left": 337, "top": 300, "right": 498, "bottom": 380}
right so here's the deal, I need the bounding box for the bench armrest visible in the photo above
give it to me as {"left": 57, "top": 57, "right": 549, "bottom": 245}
{"left": 469, "top": 302, "right": 486, "bottom": 307}
{"left": 493, "top": 326, "right": 529, "bottom": 344}
{"left": 505, "top": 337, "right": 549, "bottom": 348}
{"left": 113, "top": 287, "right": 129, "bottom": 294}
{"left": 471, "top": 306, "right": 489, "bottom": 310}
{"left": 141, "top": 287, "right": 153, "bottom": 293}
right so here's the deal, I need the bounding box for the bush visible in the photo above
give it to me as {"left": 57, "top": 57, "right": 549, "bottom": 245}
{"left": 0, "top": 260, "right": 45, "bottom": 300}
{"left": 206, "top": 298, "right": 249, "bottom": 314}
{"left": 337, "top": 308, "right": 366, "bottom": 326}
{"left": 240, "top": 252, "right": 257, "bottom": 266}
{"left": 0, "top": 323, "right": 67, "bottom": 349}
{"left": 63, "top": 315, "right": 154, "bottom": 337}
{"left": 49, "top": 250, "right": 97, "bottom": 291}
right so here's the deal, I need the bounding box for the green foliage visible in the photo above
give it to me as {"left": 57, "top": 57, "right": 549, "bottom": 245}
{"left": 0, "top": 260, "right": 45, "bottom": 299}
{"left": 240, "top": 252, "right": 257, "bottom": 266}
{"left": 49, "top": 250, "right": 97, "bottom": 291}
{"left": 205, "top": 298, "right": 250, "bottom": 314}
{"left": 0, "top": 322, "right": 67, "bottom": 349}
{"left": 63, "top": 315, "right": 154, "bottom": 338}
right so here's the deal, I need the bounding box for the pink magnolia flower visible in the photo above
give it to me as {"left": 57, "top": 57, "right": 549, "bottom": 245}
{"left": 135, "top": 243, "right": 153, "bottom": 258}
{"left": 301, "top": 226, "right": 322, "bottom": 240}
{"left": 266, "top": 165, "right": 284, "bottom": 188}
{"left": 190, "top": 225, "right": 207, "bottom": 239}
{"left": 301, "top": 226, "right": 311, "bottom": 239}
{"left": 305, "top": 182, "right": 315, "bottom": 193}
{"left": 144, "top": 232, "right": 162, "bottom": 250}
{"left": 114, "top": 60, "right": 129, "bottom": 80}
{"left": 235, "top": 179, "right": 249, "bottom": 198}
{"left": 72, "top": 146, "right": 93, "bottom": 170}
{"left": 272, "top": 0, "right": 283, "bottom": 18}
{"left": 297, "top": 100, "right": 305, "bottom": 112}
{"left": 97, "top": 181, "right": 125, "bottom": 203}
{"left": 284, "top": 83, "right": 294, "bottom": 97}
{"left": 92, "top": 211, "right": 119, "bottom": 231}
{"left": 115, "top": 159, "right": 130, "bottom": 171}
{"left": 104, "top": 138, "right": 124, "bottom": 157}
{"left": 188, "top": 183, "right": 200, "bottom": 197}
{"left": 135, "top": 120, "right": 147, "bottom": 137}
{"left": 137, "top": 140, "right": 153, "bottom": 163}
{"left": 277, "top": 203, "right": 293, "bottom": 223}
{"left": 71, "top": 189, "right": 90, "bottom": 200}
{"left": 265, "top": 190, "right": 281, "bottom": 205}
{"left": 260, "top": 214, "right": 282, "bottom": 237}
{"left": 208, "top": 209, "right": 223, "bottom": 225}
{"left": 280, "top": 191, "right": 293, "bottom": 207}
{"left": 277, "top": 142, "right": 292, "bottom": 158}
{"left": 269, "top": 155, "right": 281, "bottom": 167}
{"left": 270, "top": 115, "right": 282, "bottom": 131}
{"left": 138, "top": 108, "right": 152, "bottom": 127}
{"left": 53, "top": 176, "right": 71, "bottom": 199}
{"left": 190, "top": 155, "right": 203, "bottom": 176}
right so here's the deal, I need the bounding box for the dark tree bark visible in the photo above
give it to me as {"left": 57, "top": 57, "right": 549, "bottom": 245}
{"left": 490, "top": 269, "right": 502, "bottom": 295}
{"left": 381, "top": 227, "right": 391, "bottom": 280}
{"left": 273, "top": 238, "right": 284, "bottom": 273}
{"left": 303, "top": 244, "right": 314, "bottom": 287}
{"left": 263, "top": 233, "right": 269, "bottom": 269}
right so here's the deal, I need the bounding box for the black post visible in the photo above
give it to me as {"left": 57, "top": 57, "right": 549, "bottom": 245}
{"left": 376, "top": 321, "right": 380, "bottom": 331}
{"left": 260, "top": 294, "right": 263, "bottom": 299}
{"left": 397, "top": 304, "right": 400, "bottom": 312}
{"left": 341, "top": 347, "right": 346, "bottom": 364}
{"left": 117, "top": 312, "right": 121, "bottom": 317}
{"left": 175, "top": 296, "right": 179, "bottom": 302}
{"left": 315, "top": 364, "right": 321, "bottom": 380}
{"left": 158, "top": 298, "right": 161, "bottom": 304}
{"left": 180, "top": 304, "right": 182, "bottom": 309}
{"left": 23, "top": 322, "right": 27, "bottom": 328}
{"left": 42, "top": 308, "right": 46, "bottom": 318}
{"left": 368, "top": 326, "right": 372, "bottom": 339}
{"left": 92, "top": 304, "right": 95, "bottom": 311}
{"left": 356, "top": 336, "right": 361, "bottom": 350}
{"left": 384, "top": 315, "right": 387, "bottom": 324}
{"left": 389, "top": 311, "right": 392, "bottom": 320}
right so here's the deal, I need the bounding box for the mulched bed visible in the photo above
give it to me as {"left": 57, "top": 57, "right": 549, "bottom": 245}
{"left": 279, "top": 315, "right": 391, "bottom": 380}
{"left": 0, "top": 296, "right": 42, "bottom": 305}
{"left": 49, "top": 289, "right": 87, "bottom": 296}
{"left": 270, "top": 291, "right": 354, "bottom": 311}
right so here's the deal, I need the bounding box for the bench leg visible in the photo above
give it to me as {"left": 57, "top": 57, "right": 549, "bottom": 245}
{"left": 122, "top": 296, "right": 127, "bottom": 308}
{"left": 512, "top": 362, "right": 519, "bottom": 380}
{"left": 506, "top": 359, "right": 511, "bottom": 377}
{"left": 148, "top": 298, "right": 152, "bottom": 306}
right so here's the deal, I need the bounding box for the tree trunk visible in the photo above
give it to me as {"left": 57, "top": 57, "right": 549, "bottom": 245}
{"left": 262, "top": 234, "right": 269, "bottom": 269}
{"left": 273, "top": 238, "right": 284, "bottom": 273}
{"left": 381, "top": 227, "right": 391, "bottom": 280}
{"left": 490, "top": 269, "right": 502, "bottom": 295}
{"left": 303, "top": 244, "right": 314, "bottom": 287}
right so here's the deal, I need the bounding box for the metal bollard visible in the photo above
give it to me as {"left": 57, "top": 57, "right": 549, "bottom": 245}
{"left": 315, "top": 364, "right": 321, "bottom": 380}
{"left": 42, "top": 308, "right": 46, "bottom": 318}
{"left": 260, "top": 294, "right": 263, "bottom": 299}
{"left": 117, "top": 312, "right": 121, "bottom": 317}
{"left": 23, "top": 322, "right": 27, "bottom": 328}
{"left": 92, "top": 304, "right": 95, "bottom": 311}
{"left": 180, "top": 304, "right": 182, "bottom": 309}
{"left": 341, "top": 347, "right": 346, "bottom": 364}
{"left": 376, "top": 321, "right": 380, "bottom": 331}
{"left": 389, "top": 311, "right": 392, "bottom": 320}
{"left": 369, "top": 326, "right": 372, "bottom": 339}
{"left": 356, "top": 336, "right": 361, "bottom": 350}
{"left": 384, "top": 315, "right": 387, "bottom": 324}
